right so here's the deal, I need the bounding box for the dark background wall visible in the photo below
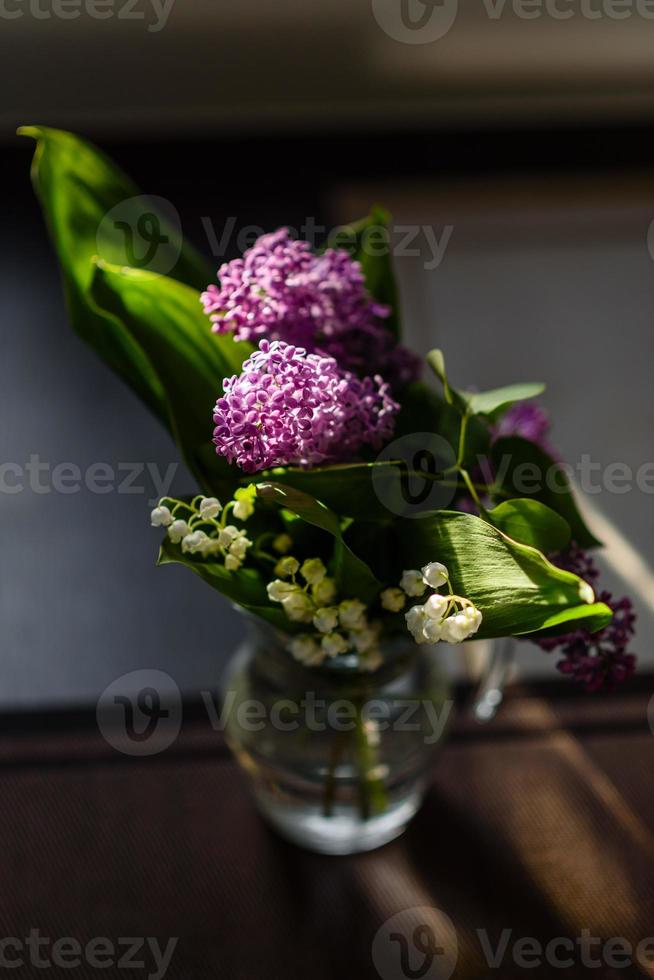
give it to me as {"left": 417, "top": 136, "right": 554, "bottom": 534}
{"left": 3, "top": 1, "right": 654, "bottom": 708}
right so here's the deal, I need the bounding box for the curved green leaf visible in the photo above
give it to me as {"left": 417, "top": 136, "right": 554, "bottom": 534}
{"left": 398, "top": 510, "right": 610, "bottom": 639}
{"left": 427, "top": 348, "right": 544, "bottom": 420}
{"left": 90, "top": 261, "right": 251, "bottom": 497}
{"left": 487, "top": 498, "right": 571, "bottom": 553}
{"left": 20, "top": 125, "right": 213, "bottom": 424}
{"left": 491, "top": 436, "right": 601, "bottom": 549}
{"left": 158, "top": 538, "right": 296, "bottom": 633}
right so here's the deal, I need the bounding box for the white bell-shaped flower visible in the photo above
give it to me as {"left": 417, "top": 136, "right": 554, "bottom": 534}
{"left": 421, "top": 562, "right": 449, "bottom": 589}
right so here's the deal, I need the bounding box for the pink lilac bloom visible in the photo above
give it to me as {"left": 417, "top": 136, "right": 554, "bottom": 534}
{"left": 201, "top": 228, "right": 420, "bottom": 389}
{"left": 536, "top": 543, "right": 637, "bottom": 691}
{"left": 212, "top": 340, "right": 399, "bottom": 473}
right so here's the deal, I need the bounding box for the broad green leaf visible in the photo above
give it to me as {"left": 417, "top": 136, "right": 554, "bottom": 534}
{"left": 158, "top": 539, "right": 296, "bottom": 633}
{"left": 327, "top": 206, "right": 401, "bottom": 339}
{"left": 398, "top": 510, "right": 610, "bottom": 639}
{"left": 523, "top": 603, "right": 614, "bottom": 638}
{"left": 427, "top": 348, "right": 544, "bottom": 419}
{"left": 491, "top": 436, "right": 601, "bottom": 549}
{"left": 256, "top": 482, "right": 381, "bottom": 601}
{"left": 487, "top": 499, "right": 571, "bottom": 553}
{"left": 466, "top": 382, "right": 545, "bottom": 419}
{"left": 20, "top": 125, "right": 213, "bottom": 424}
{"left": 91, "top": 261, "right": 251, "bottom": 496}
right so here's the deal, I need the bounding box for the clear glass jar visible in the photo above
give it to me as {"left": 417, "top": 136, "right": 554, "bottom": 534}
{"left": 221, "top": 620, "right": 512, "bottom": 855}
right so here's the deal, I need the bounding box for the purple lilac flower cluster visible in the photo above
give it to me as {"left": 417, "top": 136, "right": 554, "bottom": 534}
{"left": 201, "top": 228, "right": 420, "bottom": 388}
{"left": 492, "top": 401, "right": 555, "bottom": 455}
{"left": 213, "top": 340, "right": 399, "bottom": 473}
{"left": 537, "top": 543, "right": 637, "bottom": 691}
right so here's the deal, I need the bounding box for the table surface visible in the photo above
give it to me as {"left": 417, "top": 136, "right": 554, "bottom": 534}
{"left": 1, "top": 679, "right": 653, "bottom": 980}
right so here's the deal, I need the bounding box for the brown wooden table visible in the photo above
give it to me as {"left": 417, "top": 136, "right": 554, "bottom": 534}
{"left": 1, "top": 679, "right": 652, "bottom": 979}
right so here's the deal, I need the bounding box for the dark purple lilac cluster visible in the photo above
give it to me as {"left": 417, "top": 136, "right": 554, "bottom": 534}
{"left": 538, "top": 543, "right": 637, "bottom": 691}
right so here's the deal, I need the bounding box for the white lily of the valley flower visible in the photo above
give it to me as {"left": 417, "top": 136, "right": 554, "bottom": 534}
{"left": 224, "top": 553, "right": 242, "bottom": 571}
{"left": 275, "top": 556, "right": 300, "bottom": 578}
{"left": 405, "top": 604, "right": 429, "bottom": 644}
{"left": 290, "top": 635, "right": 323, "bottom": 666}
{"left": 150, "top": 505, "right": 173, "bottom": 527}
{"left": 267, "top": 579, "right": 300, "bottom": 602}
{"left": 321, "top": 632, "right": 349, "bottom": 658}
{"left": 167, "top": 519, "right": 190, "bottom": 544}
{"left": 281, "top": 591, "right": 315, "bottom": 623}
{"left": 312, "top": 577, "right": 337, "bottom": 605}
{"left": 218, "top": 525, "right": 239, "bottom": 548}
{"left": 463, "top": 605, "right": 483, "bottom": 635}
{"left": 441, "top": 612, "right": 471, "bottom": 643}
{"left": 338, "top": 599, "right": 367, "bottom": 630}
{"left": 233, "top": 487, "right": 256, "bottom": 521}
{"left": 424, "top": 593, "right": 449, "bottom": 619}
{"left": 422, "top": 618, "right": 443, "bottom": 643}
{"left": 400, "top": 570, "right": 427, "bottom": 597}
{"left": 313, "top": 607, "right": 339, "bottom": 634}
{"left": 301, "top": 558, "right": 327, "bottom": 586}
{"left": 229, "top": 536, "right": 251, "bottom": 561}
{"left": 421, "top": 562, "right": 449, "bottom": 589}
{"left": 380, "top": 587, "right": 406, "bottom": 612}
{"left": 181, "top": 530, "right": 209, "bottom": 554}
{"left": 199, "top": 497, "right": 222, "bottom": 520}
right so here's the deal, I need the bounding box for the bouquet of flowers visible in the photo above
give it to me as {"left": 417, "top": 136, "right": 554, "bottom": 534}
{"left": 23, "top": 126, "right": 636, "bottom": 692}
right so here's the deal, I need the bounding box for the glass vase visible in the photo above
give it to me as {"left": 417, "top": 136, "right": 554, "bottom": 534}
{"left": 221, "top": 620, "right": 511, "bottom": 855}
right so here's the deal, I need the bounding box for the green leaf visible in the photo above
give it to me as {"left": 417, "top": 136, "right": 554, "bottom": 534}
{"left": 158, "top": 538, "right": 294, "bottom": 633}
{"left": 256, "top": 482, "right": 382, "bottom": 601}
{"left": 327, "top": 206, "right": 401, "bottom": 339}
{"left": 90, "top": 261, "right": 250, "bottom": 496}
{"left": 466, "top": 382, "right": 545, "bottom": 419}
{"left": 398, "top": 510, "right": 609, "bottom": 639}
{"left": 427, "top": 348, "right": 544, "bottom": 419}
{"left": 524, "top": 603, "right": 614, "bottom": 638}
{"left": 491, "top": 436, "right": 601, "bottom": 549}
{"left": 486, "top": 499, "right": 571, "bottom": 553}
{"left": 20, "top": 125, "right": 213, "bottom": 424}
{"left": 426, "top": 349, "right": 462, "bottom": 410}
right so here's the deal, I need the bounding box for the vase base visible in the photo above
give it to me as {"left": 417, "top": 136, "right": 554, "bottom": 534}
{"left": 255, "top": 790, "right": 423, "bottom": 855}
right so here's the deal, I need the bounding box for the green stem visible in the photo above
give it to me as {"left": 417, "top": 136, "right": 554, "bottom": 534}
{"left": 353, "top": 700, "right": 387, "bottom": 821}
